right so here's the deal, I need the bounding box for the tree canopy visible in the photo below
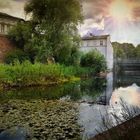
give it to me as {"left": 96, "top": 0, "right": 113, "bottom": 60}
{"left": 112, "top": 42, "right": 140, "bottom": 59}
{"left": 8, "top": 0, "right": 83, "bottom": 65}
{"left": 24, "top": 0, "right": 83, "bottom": 63}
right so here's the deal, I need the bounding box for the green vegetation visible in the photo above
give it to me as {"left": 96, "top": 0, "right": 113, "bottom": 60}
{"left": 8, "top": 0, "right": 82, "bottom": 65}
{"left": 5, "top": 50, "right": 29, "bottom": 64}
{"left": 112, "top": 42, "right": 140, "bottom": 59}
{"left": 0, "top": 61, "right": 94, "bottom": 88}
{"left": 5, "top": 0, "right": 107, "bottom": 88}
{"left": 80, "top": 50, "right": 107, "bottom": 73}
{"left": 2, "top": 50, "right": 107, "bottom": 88}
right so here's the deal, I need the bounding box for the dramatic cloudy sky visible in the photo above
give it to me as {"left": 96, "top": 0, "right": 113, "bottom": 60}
{"left": 0, "top": 0, "right": 140, "bottom": 45}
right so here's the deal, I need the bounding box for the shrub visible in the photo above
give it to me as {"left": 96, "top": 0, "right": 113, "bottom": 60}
{"left": 80, "top": 50, "right": 107, "bottom": 73}
{"left": 0, "top": 62, "right": 92, "bottom": 87}
{"left": 4, "top": 50, "right": 29, "bottom": 64}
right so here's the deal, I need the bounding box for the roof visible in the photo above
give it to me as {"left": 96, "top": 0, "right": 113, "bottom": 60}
{"left": 0, "top": 12, "right": 25, "bottom": 21}
{"left": 82, "top": 35, "right": 110, "bottom": 40}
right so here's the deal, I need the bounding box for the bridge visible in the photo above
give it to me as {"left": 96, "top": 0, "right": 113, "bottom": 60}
{"left": 115, "top": 59, "right": 140, "bottom": 71}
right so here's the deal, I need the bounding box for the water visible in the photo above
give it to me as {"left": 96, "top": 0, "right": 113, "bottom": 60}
{"left": 0, "top": 68, "right": 140, "bottom": 140}
{"left": 79, "top": 69, "right": 140, "bottom": 139}
{"left": 0, "top": 77, "right": 106, "bottom": 102}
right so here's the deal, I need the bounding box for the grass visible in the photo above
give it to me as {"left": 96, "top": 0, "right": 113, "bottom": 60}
{"left": 0, "top": 61, "right": 93, "bottom": 88}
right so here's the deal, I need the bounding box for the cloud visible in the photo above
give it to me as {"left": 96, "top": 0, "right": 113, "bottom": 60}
{"left": 1, "top": 0, "right": 140, "bottom": 45}
{"left": 82, "top": 0, "right": 140, "bottom": 21}
{"left": 80, "top": 0, "right": 140, "bottom": 45}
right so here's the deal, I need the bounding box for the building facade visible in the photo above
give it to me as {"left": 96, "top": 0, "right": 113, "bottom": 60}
{"left": 0, "top": 12, "right": 24, "bottom": 35}
{"left": 80, "top": 35, "right": 113, "bottom": 69}
{"left": 0, "top": 12, "right": 24, "bottom": 62}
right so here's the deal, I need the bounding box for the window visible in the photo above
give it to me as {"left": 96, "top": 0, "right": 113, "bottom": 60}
{"left": 1, "top": 24, "right": 4, "bottom": 33}
{"left": 100, "top": 40, "right": 103, "bottom": 46}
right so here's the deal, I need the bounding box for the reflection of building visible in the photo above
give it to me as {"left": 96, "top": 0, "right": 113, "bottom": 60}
{"left": 80, "top": 35, "right": 113, "bottom": 69}
{"left": 0, "top": 12, "right": 24, "bottom": 35}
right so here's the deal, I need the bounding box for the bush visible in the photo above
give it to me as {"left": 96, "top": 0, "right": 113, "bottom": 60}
{"left": 4, "top": 50, "right": 29, "bottom": 64}
{"left": 0, "top": 62, "right": 93, "bottom": 87}
{"left": 80, "top": 50, "right": 107, "bottom": 73}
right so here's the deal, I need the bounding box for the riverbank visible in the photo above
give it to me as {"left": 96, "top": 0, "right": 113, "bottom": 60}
{"left": 0, "top": 100, "right": 81, "bottom": 140}
{"left": 0, "top": 62, "right": 93, "bottom": 89}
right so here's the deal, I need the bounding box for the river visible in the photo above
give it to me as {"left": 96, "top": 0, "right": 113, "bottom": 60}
{"left": 0, "top": 68, "right": 140, "bottom": 140}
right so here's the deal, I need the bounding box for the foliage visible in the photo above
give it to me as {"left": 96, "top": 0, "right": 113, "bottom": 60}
{"left": 8, "top": 22, "right": 39, "bottom": 63}
{"left": 135, "top": 44, "right": 140, "bottom": 58}
{"left": 0, "top": 61, "right": 92, "bottom": 87}
{"left": 9, "top": 0, "right": 83, "bottom": 64}
{"left": 112, "top": 42, "right": 140, "bottom": 59}
{"left": 8, "top": 22, "right": 32, "bottom": 50}
{"left": 80, "top": 50, "right": 107, "bottom": 73}
{"left": 4, "top": 50, "right": 29, "bottom": 64}
{"left": 55, "top": 46, "right": 81, "bottom": 66}
{"left": 112, "top": 42, "right": 126, "bottom": 58}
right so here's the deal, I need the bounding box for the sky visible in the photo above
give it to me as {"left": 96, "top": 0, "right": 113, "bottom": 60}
{"left": 0, "top": 0, "right": 140, "bottom": 45}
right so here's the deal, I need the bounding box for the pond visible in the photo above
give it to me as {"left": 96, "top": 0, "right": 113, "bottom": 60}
{"left": 0, "top": 67, "right": 140, "bottom": 140}
{"left": 79, "top": 70, "right": 140, "bottom": 139}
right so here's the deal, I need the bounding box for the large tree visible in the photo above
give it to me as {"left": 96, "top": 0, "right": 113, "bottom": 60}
{"left": 24, "top": 0, "right": 83, "bottom": 64}
{"left": 8, "top": 0, "right": 82, "bottom": 64}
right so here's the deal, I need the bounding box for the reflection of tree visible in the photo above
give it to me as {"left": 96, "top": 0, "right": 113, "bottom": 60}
{"left": 0, "top": 78, "right": 106, "bottom": 101}
{"left": 80, "top": 78, "right": 106, "bottom": 98}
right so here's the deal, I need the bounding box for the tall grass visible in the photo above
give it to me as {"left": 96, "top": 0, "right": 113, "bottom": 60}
{"left": 0, "top": 61, "right": 92, "bottom": 87}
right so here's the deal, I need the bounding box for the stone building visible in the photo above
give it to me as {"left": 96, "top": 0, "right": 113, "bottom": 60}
{"left": 80, "top": 35, "right": 113, "bottom": 70}
{"left": 0, "top": 12, "right": 24, "bottom": 62}
{"left": 0, "top": 12, "right": 24, "bottom": 35}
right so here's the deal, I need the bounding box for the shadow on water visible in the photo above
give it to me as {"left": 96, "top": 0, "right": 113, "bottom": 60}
{"left": 0, "top": 78, "right": 106, "bottom": 102}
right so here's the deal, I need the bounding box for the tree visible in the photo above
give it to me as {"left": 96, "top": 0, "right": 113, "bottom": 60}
{"left": 8, "top": 22, "right": 39, "bottom": 63}
{"left": 80, "top": 50, "right": 107, "bottom": 73}
{"left": 24, "top": 0, "right": 83, "bottom": 64}
{"left": 112, "top": 42, "right": 136, "bottom": 59}
{"left": 135, "top": 44, "right": 140, "bottom": 58}
{"left": 8, "top": 22, "right": 32, "bottom": 50}
{"left": 8, "top": 0, "right": 82, "bottom": 65}
{"left": 121, "top": 43, "right": 135, "bottom": 58}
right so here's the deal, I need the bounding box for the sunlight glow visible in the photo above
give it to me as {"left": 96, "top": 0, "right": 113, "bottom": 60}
{"left": 109, "top": 0, "right": 132, "bottom": 22}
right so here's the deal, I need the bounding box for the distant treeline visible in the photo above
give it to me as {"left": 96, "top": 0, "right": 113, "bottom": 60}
{"left": 112, "top": 42, "right": 140, "bottom": 59}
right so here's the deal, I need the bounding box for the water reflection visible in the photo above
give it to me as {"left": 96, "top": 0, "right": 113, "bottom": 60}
{"left": 79, "top": 70, "right": 140, "bottom": 140}
{"left": 0, "top": 78, "right": 106, "bottom": 102}
{"left": 110, "top": 83, "right": 140, "bottom": 107}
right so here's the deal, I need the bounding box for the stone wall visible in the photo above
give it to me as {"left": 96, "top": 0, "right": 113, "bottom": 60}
{"left": 0, "top": 35, "right": 15, "bottom": 62}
